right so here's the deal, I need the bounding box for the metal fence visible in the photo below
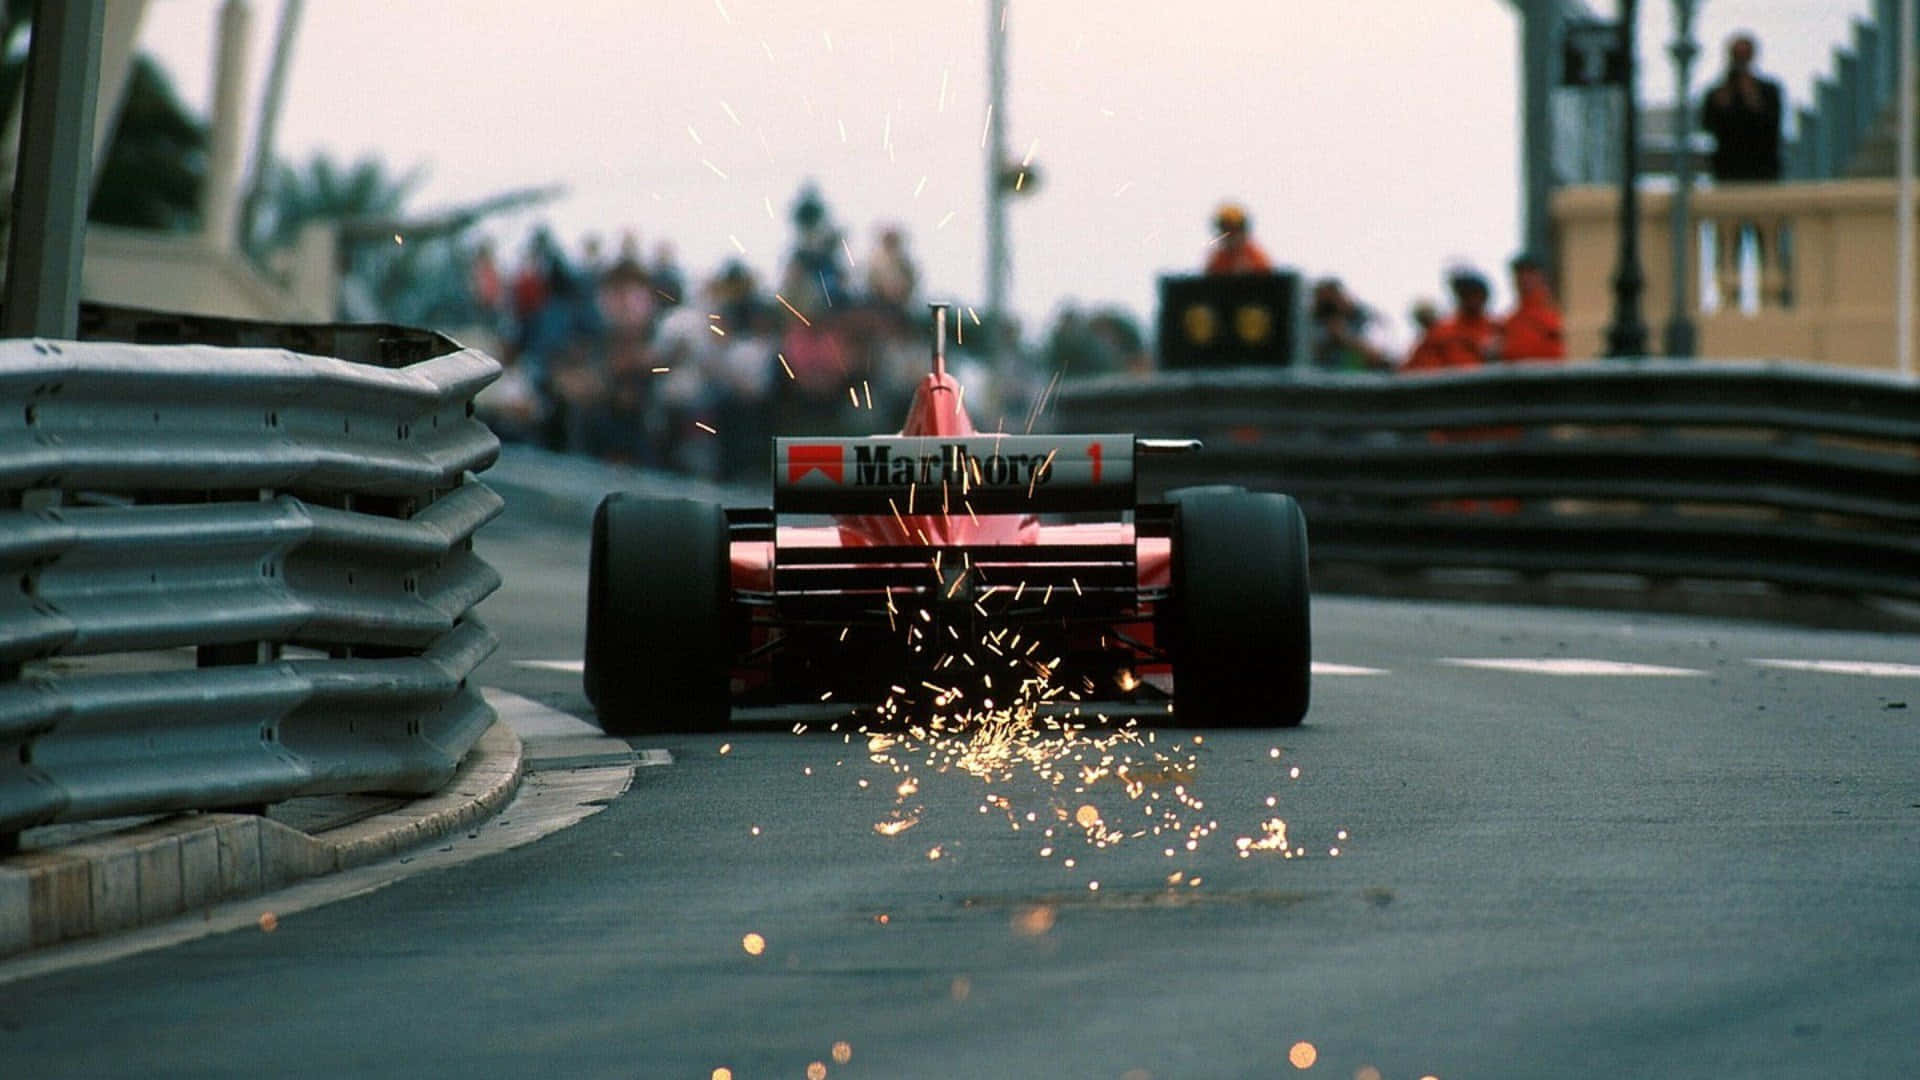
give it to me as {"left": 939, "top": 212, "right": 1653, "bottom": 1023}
{"left": 0, "top": 306, "right": 502, "bottom": 841}
{"left": 1055, "top": 363, "right": 1920, "bottom": 619}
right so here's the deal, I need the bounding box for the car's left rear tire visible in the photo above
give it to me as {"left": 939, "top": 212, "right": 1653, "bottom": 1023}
{"left": 584, "top": 494, "right": 734, "bottom": 734}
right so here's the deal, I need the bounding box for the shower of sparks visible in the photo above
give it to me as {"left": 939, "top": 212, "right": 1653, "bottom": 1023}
{"left": 776, "top": 294, "right": 813, "bottom": 326}
{"left": 765, "top": 195, "right": 778, "bottom": 221}
{"left": 392, "top": 233, "right": 403, "bottom": 245}
{"left": 822, "top": 28, "right": 834, "bottom": 51}
{"left": 968, "top": 306, "right": 982, "bottom": 325}
{"left": 1113, "top": 181, "right": 1134, "bottom": 197}
{"left": 914, "top": 175, "right": 928, "bottom": 199}
{"left": 761, "top": 38, "right": 774, "bottom": 62}
{"left": 701, "top": 158, "right": 729, "bottom": 179}
{"left": 1022, "top": 138, "right": 1039, "bottom": 167}
{"left": 650, "top": 366, "right": 670, "bottom": 374}
{"left": 713, "top": 0, "right": 731, "bottom": 21}
{"left": 936, "top": 210, "right": 956, "bottom": 230}
{"left": 806, "top": 1064, "right": 826, "bottom": 1080}
{"left": 838, "top": 116, "right": 848, "bottom": 143}
{"left": 687, "top": 124, "right": 703, "bottom": 145}
{"left": 831, "top": 1042, "right": 853, "bottom": 1065}
{"left": 980, "top": 105, "right": 994, "bottom": 148}
{"left": 778, "top": 353, "right": 795, "bottom": 379}
{"left": 729, "top": 235, "right": 746, "bottom": 255}
{"left": 843, "top": 236, "right": 857, "bottom": 267}
{"left": 719, "top": 99, "right": 742, "bottom": 126}
{"left": 709, "top": 324, "right": 727, "bottom": 337}
{"left": 741, "top": 932, "right": 766, "bottom": 956}
{"left": 719, "top": 743, "right": 731, "bottom": 754}
{"left": 938, "top": 67, "right": 950, "bottom": 112}
{"left": 694, "top": 421, "right": 718, "bottom": 435}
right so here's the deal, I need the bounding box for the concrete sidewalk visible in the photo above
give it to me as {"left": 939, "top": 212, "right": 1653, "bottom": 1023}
{"left": 0, "top": 709, "right": 534, "bottom": 959}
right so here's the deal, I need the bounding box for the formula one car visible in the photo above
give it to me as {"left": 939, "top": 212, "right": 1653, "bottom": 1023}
{"left": 584, "top": 305, "right": 1310, "bottom": 734}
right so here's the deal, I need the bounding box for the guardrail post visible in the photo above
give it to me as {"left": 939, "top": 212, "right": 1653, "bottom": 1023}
{"left": 0, "top": 0, "right": 104, "bottom": 340}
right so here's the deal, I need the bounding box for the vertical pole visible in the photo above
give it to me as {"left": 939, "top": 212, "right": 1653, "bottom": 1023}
{"left": 1899, "top": 0, "right": 1915, "bottom": 377}
{"left": 89, "top": 0, "right": 150, "bottom": 196}
{"left": 985, "top": 0, "right": 1010, "bottom": 378}
{"left": 200, "top": 0, "right": 252, "bottom": 253}
{"left": 929, "top": 301, "right": 949, "bottom": 378}
{"left": 1663, "top": 0, "right": 1699, "bottom": 358}
{"left": 1520, "top": 0, "right": 1561, "bottom": 269}
{"left": 1, "top": 0, "right": 105, "bottom": 340}
{"left": 239, "top": 0, "right": 303, "bottom": 255}
{"left": 1606, "top": 0, "right": 1650, "bottom": 358}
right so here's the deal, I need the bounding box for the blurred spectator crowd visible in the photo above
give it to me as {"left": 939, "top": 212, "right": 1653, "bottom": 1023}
{"left": 473, "top": 184, "right": 971, "bottom": 484}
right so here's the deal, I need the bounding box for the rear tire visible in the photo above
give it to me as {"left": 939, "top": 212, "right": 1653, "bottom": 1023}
{"left": 1168, "top": 491, "right": 1311, "bottom": 727}
{"left": 584, "top": 494, "right": 734, "bottom": 734}
{"left": 1164, "top": 484, "right": 1245, "bottom": 502}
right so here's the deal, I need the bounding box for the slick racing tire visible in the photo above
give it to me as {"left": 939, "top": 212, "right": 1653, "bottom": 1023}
{"left": 1168, "top": 491, "right": 1311, "bottom": 727}
{"left": 584, "top": 494, "right": 733, "bottom": 734}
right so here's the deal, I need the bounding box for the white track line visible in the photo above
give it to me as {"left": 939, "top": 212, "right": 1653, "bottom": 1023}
{"left": 1750, "top": 659, "right": 1920, "bottom": 678}
{"left": 1312, "top": 662, "right": 1389, "bottom": 676}
{"left": 1441, "top": 658, "right": 1706, "bottom": 677}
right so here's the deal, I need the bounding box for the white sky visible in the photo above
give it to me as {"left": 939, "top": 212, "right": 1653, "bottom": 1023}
{"left": 138, "top": 0, "right": 1872, "bottom": 345}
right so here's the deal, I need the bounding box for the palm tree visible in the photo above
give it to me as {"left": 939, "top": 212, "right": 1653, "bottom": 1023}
{"left": 257, "top": 151, "right": 561, "bottom": 326}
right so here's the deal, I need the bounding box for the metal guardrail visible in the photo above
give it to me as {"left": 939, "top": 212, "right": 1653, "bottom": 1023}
{"left": 0, "top": 306, "right": 502, "bottom": 840}
{"left": 1054, "top": 363, "right": 1920, "bottom": 614}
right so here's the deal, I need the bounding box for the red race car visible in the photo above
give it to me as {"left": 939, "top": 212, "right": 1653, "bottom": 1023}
{"left": 584, "top": 306, "right": 1310, "bottom": 733}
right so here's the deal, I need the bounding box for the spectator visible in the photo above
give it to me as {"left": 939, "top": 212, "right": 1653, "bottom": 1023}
{"left": 1204, "top": 202, "right": 1272, "bottom": 276}
{"left": 865, "top": 225, "right": 918, "bottom": 317}
{"left": 468, "top": 239, "right": 505, "bottom": 333}
{"left": 1498, "top": 253, "right": 1566, "bottom": 363}
{"left": 1409, "top": 298, "right": 1439, "bottom": 341}
{"left": 1702, "top": 33, "right": 1783, "bottom": 183}
{"left": 781, "top": 182, "right": 850, "bottom": 317}
{"left": 1405, "top": 266, "right": 1499, "bottom": 371}
{"left": 651, "top": 242, "right": 686, "bottom": 306}
{"left": 1308, "top": 278, "right": 1392, "bottom": 372}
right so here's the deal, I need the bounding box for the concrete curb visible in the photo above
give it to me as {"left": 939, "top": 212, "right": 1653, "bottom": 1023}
{"left": 0, "top": 719, "right": 523, "bottom": 959}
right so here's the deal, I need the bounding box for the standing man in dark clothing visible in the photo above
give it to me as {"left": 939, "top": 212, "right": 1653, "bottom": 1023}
{"left": 1701, "top": 33, "right": 1784, "bottom": 182}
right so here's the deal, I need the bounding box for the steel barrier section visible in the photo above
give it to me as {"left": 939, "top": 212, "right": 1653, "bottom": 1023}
{"left": 0, "top": 310, "right": 503, "bottom": 839}
{"left": 1053, "top": 363, "right": 1920, "bottom": 607}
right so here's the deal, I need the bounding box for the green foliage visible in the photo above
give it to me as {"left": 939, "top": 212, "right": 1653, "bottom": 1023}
{"left": 89, "top": 55, "right": 207, "bottom": 231}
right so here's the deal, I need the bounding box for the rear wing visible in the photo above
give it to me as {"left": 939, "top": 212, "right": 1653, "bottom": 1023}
{"left": 774, "top": 434, "right": 1138, "bottom": 515}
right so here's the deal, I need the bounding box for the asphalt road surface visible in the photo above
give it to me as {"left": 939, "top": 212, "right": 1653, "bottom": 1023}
{"left": 2, "top": 505, "right": 1916, "bottom": 1079}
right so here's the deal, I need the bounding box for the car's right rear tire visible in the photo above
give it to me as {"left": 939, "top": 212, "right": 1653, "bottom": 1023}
{"left": 584, "top": 494, "right": 734, "bottom": 734}
{"left": 1168, "top": 491, "right": 1311, "bottom": 727}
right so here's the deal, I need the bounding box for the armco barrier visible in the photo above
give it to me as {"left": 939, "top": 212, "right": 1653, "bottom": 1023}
{"left": 0, "top": 306, "right": 503, "bottom": 843}
{"left": 1054, "top": 363, "right": 1920, "bottom": 620}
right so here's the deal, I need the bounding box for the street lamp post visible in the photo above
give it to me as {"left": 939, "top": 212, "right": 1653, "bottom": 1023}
{"left": 985, "top": 0, "right": 1011, "bottom": 379}
{"left": 1663, "top": 0, "right": 1699, "bottom": 358}
{"left": 1606, "top": 0, "right": 1650, "bottom": 358}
